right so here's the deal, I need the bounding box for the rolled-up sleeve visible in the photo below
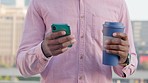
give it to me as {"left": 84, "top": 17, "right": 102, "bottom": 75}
{"left": 113, "top": 55, "right": 137, "bottom": 77}
{"left": 113, "top": 0, "right": 138, "bottom": 78}
{"left": 16, "top": 0, "right": 51, "bottom": 77}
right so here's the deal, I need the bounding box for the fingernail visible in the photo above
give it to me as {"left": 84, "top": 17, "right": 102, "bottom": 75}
{"left": 62, "top": 47, "right": 68, "bottom": 52}
{"left": 113, "top": 33, "right": 117, "bottom": 36}
{"left": 72, "top": 39, "right": 76, "bottom": 43}
{"left": 71, "top": 35, "right": 75, "bottom": 38}
{"left": 62, "top": 31, "right": 66, "bottom": 35}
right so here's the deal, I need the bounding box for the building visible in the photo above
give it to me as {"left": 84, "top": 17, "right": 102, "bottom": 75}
{"left": 132, "top": 21, "right": 148, "bottom": 70}
{"left": 0, "top": 5, "right": 26, "bottom": 67}
{"left": 0, "top": 0, "right": 30, "bottom": 7}
{"left": 132, "top": 21, "right": 148, "bottom": 54}
{"left": 0, "top": 0, "right": 16, "bottom": 6}
{"left": 0, "top": 0, "right": 30, "bottom": 67}
{"left": 25, "top": 0, "right": 30, "bottom": 6}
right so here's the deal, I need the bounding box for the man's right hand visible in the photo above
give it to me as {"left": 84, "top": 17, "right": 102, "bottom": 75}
{"left": 41, "top": 31, "right": 76, "bottom": 58}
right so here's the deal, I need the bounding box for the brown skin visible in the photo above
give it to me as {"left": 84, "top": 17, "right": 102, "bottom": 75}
{"left": 104, "top": 32, "right": 129, "bottom": 65}
{"left": 41, "top": 31, "right": 76, "bottom": 57}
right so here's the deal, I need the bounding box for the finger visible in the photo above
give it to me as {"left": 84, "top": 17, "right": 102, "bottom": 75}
{"left": 49, "top": 44, "right": 64, "bottom": 51}
{"left": 104, "top": 45, "right": 129, "bottom": 52}
{"left": 106, "top": 50, "right": 125, "bottom": 57}
{"left": 48, "top": 38, "right": 76, "bottom": 50}
{"left": 62, "top": 39, "right": 76, "bottom": 47}
{"left": 113, "top": 32, "right": 128, "bottom": 40}
{"left": 47, "top": 31, "right": 66, "bottom": 40}
{"left": 56, "top": 35, "right": 75, "bottom": 44}
{"left": 48, "top": 35, "right": 75, "bottom": 45}
{"left": 52, "top": 47, "right": 68, "bottom": 56}
{"left": 106, "top": 49, "right": 128, "bottom": 64}
{"left": 105, "top": 38, "right": 129, "bottom": 46}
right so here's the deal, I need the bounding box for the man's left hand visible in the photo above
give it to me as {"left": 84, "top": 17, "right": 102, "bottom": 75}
{"left": 104, "top": 32, "right": 129, "bottom": 64}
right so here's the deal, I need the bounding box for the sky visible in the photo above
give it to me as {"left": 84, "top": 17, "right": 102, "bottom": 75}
{"left": 125, "top": 0, "right": 148, "bottom": 21}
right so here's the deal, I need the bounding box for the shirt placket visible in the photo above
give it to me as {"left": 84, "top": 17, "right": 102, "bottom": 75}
{"left": 78, "top": 0, "right": 85, "bottom": 83}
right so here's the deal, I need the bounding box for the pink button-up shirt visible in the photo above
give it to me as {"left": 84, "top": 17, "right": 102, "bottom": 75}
{"left": 16, "top": 0, "right": 138, "bottom": 83}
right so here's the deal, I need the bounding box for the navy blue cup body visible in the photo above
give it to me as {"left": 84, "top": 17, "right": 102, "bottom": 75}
{"left": 103, "top": 22, "right": 125, "bottom": 66}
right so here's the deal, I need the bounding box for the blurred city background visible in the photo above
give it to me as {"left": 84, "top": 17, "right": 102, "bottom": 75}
{"left": 0, "top": 0, "right": 148, "bottom": 83}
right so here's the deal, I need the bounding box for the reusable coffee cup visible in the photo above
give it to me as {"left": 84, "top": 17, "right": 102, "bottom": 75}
{"left": 103, "top": 22, "right": 125, "bottom": 66}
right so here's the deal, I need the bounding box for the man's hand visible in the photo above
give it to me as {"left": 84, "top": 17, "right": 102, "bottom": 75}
{"left": 41, "top": 31, "right": 76, "bottom": 57}
{"left": 104, "top": 32, "right": 129, "bottom": 64}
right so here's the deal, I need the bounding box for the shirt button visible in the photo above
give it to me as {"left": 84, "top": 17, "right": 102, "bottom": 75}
{"left": 81, "top": 35, "right": 84, "bottom": 38}
{"left": 80, "top": 56, "right": 83, "bottom": 59}
{"left": 79, "top": 76, "right": 83, "bottom": 80}
{"left": 80, "top": 15, "right": 84, "bottom": 19}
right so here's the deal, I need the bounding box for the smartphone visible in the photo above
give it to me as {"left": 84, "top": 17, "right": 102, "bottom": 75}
{"left": 51, "top": 23, "right": 72, "bottom": 47}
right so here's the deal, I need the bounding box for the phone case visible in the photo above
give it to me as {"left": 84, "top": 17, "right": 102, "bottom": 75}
{"left": 51, "top": 24, "right": 72, "bottom": 47}
{"left": 51, "top": 24, "right": 71, "bottom": 36}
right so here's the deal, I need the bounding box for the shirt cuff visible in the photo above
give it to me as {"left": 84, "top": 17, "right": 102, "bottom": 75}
{"left": 113, "top": 54, "right": 137, "bottom": 78}
{"left": 113, "top": 58, "right": 136, "bottom": 78}
{"left": 35, "top": 42, "right": 52, "bottom": 64}
{"left": 121, "top": 54, "right": 137, "bottom": 77}
{"left": 113, "top": 65, "right": 125, "bottom": 77}
{"left": 113, "top": 64, "right": 135, "bottom": 78}
{"left": 121, "top": 64, "right": 135, "bottom": 77}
